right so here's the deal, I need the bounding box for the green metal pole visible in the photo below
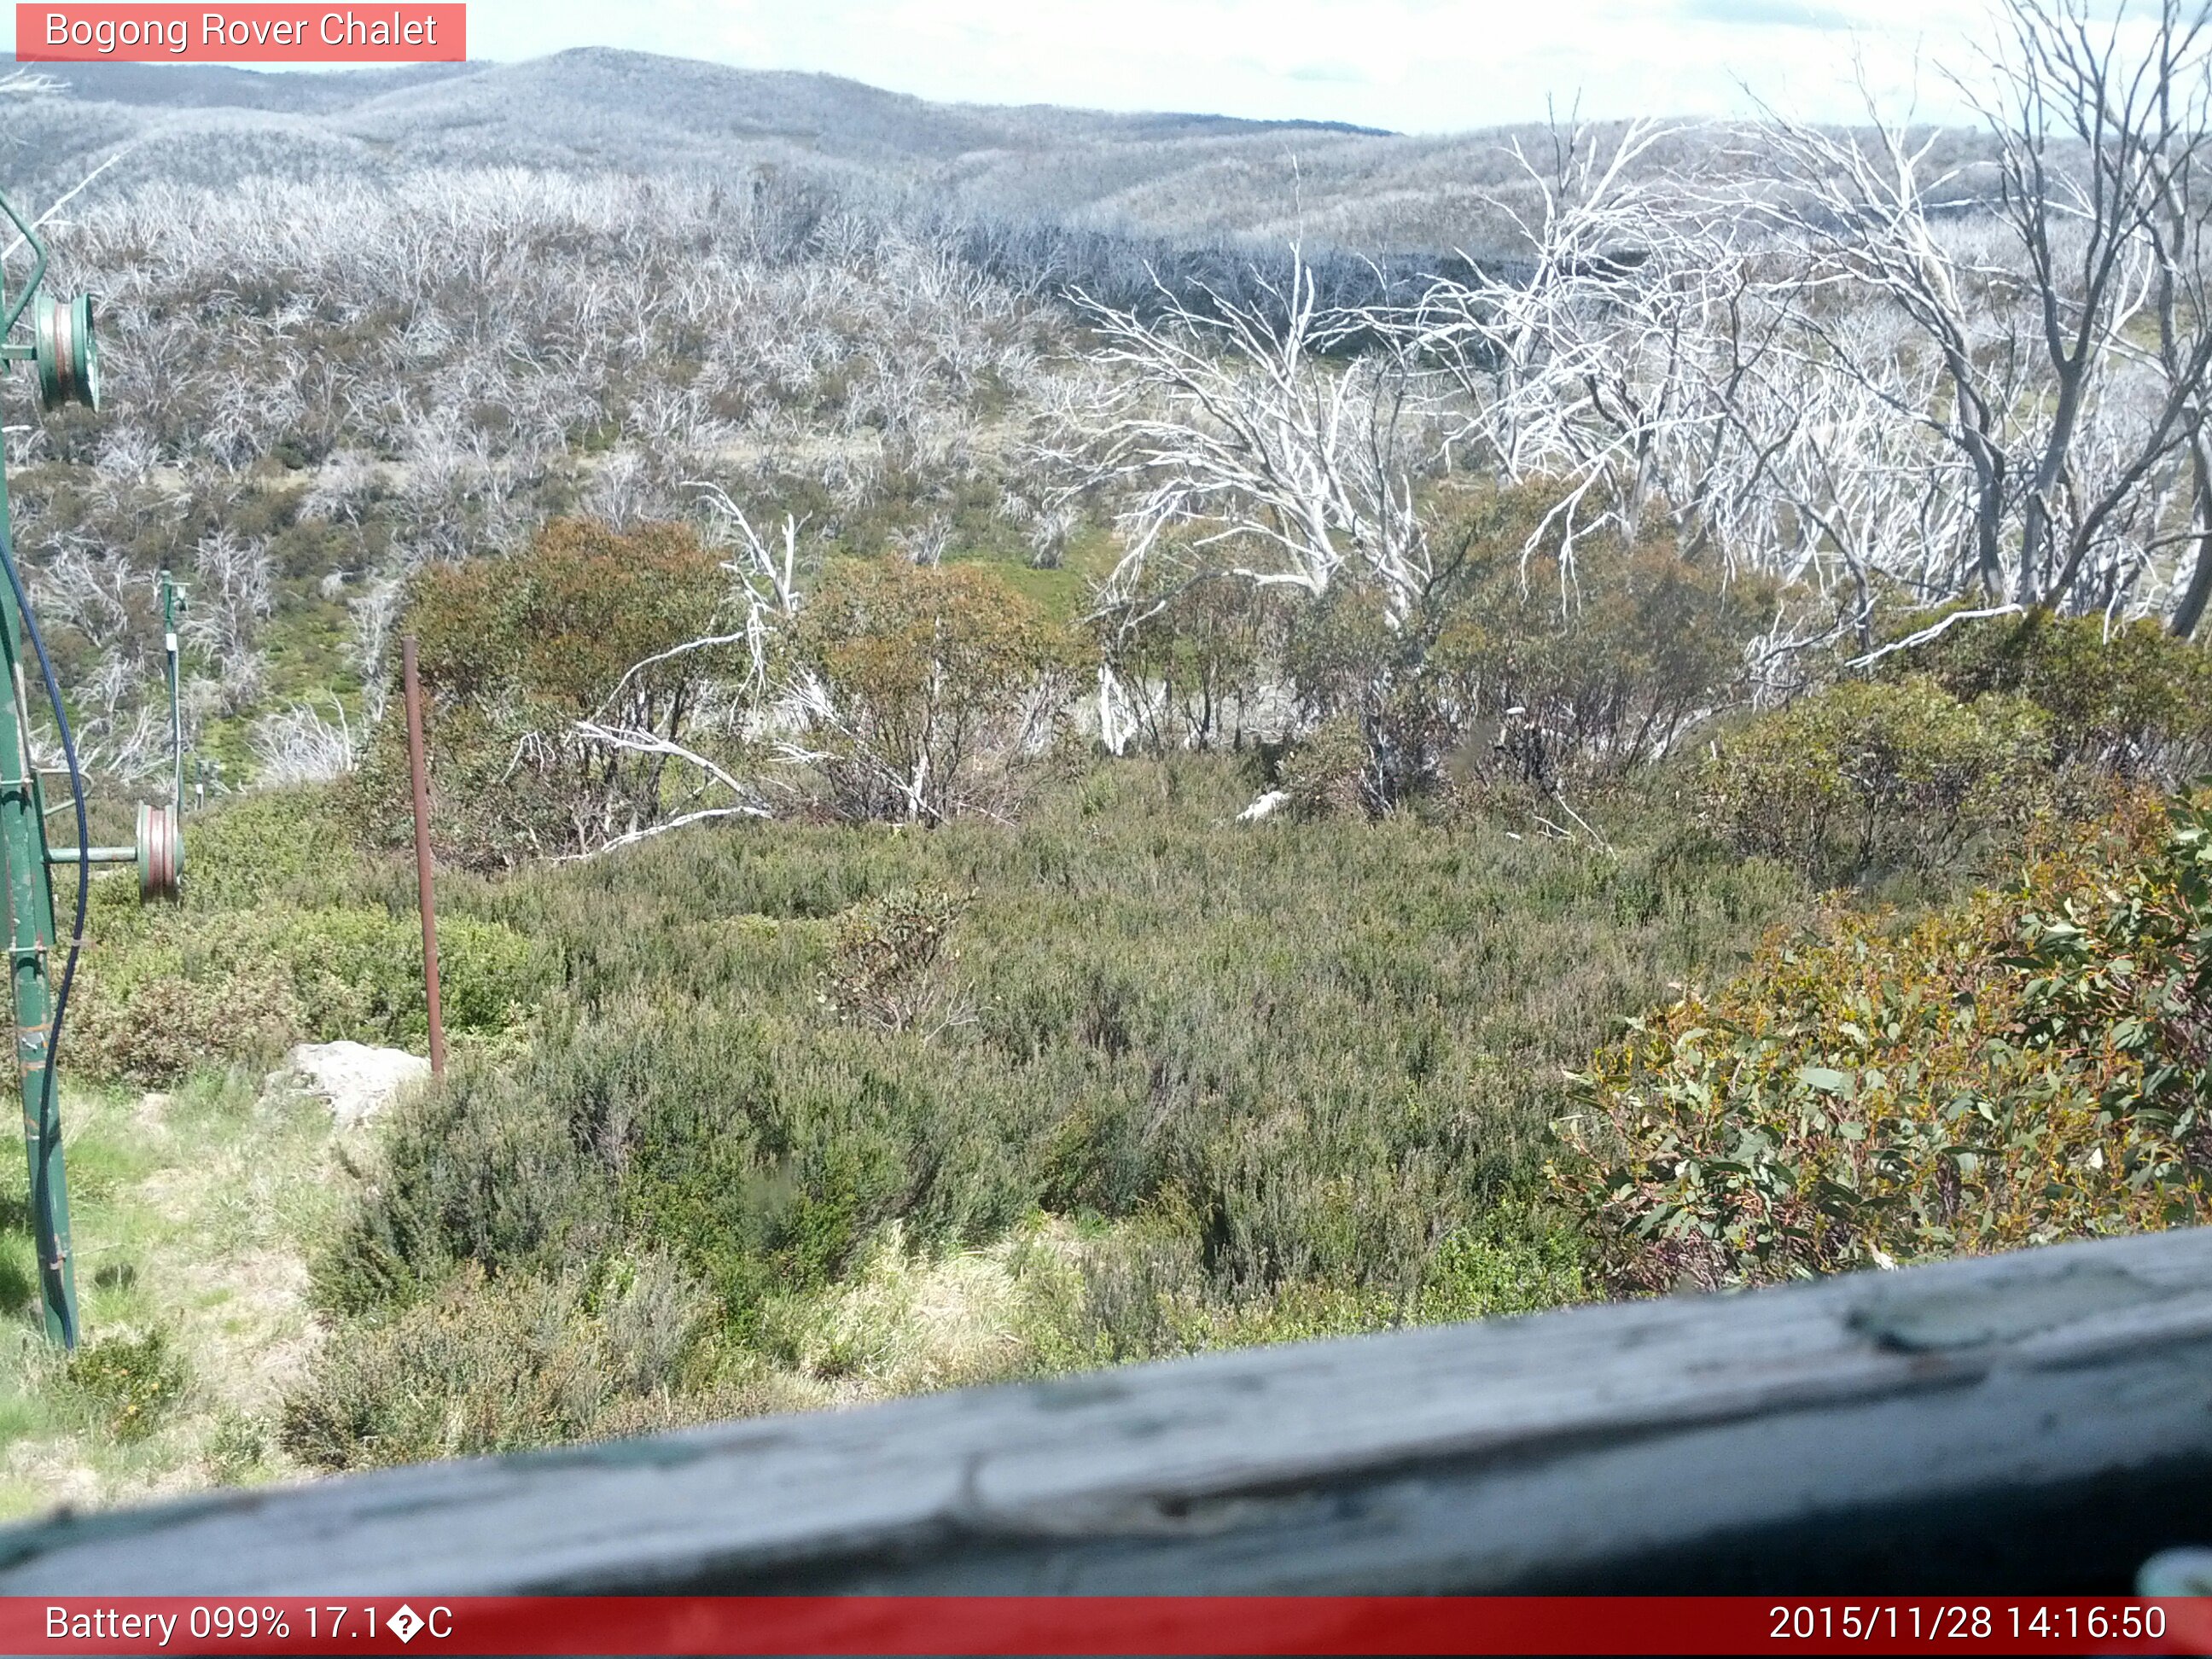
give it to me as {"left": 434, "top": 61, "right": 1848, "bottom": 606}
{"left": 0, "top": 457, "right": 77, "bottom": 1348}
{"left": 162, "top": 575, "right": 181, "bottom": 821}
{"left": 0, "top": 183, "right": 107, "bottom": 1349}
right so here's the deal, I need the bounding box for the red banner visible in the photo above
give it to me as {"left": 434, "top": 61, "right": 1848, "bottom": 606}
{"left": 2, "top": 1597, "right": 2209, "bottom": 1656}
{"left": 15, "top": 5, "right": 464, "bottom": 61}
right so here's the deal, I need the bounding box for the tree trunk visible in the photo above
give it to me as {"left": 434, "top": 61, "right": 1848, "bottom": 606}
{"left": 2172, "top": 435, "right": 2212, "bottom": 638}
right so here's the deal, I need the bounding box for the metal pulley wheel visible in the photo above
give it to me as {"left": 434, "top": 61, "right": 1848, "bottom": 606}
{"left": 136, "top": 802, "right": 180, "bottom": 902}
{"left": 33, "top": 293, "right": 99, "bottom": 413}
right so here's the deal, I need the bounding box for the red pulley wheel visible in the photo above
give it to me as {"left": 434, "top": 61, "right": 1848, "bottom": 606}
{"left": 136, "top": 803, "right": 180, "bottom": 902}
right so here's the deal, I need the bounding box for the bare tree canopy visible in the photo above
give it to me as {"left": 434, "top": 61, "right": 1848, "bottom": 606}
{"left": 1066, "top": 0, "right": 2212, "bottom": 661}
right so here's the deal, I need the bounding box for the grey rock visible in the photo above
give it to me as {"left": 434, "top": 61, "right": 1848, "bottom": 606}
{"left": 278, "top": 1041, "right": 431, "bottom": 1128}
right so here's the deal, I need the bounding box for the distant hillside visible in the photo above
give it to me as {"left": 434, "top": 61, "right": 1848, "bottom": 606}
{"left": 3, "top": 48, "right": 2003, "bottom": 263}
{"left": 8, "top": 57, "right": 475, "bottom": 111}
{"left": 0, "top": 46, "right": 1605, "bottom": 253}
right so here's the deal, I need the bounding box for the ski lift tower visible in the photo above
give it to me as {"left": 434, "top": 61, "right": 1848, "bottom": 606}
{"left": 0, "top": 184, "right": 182, "bottom": 1348}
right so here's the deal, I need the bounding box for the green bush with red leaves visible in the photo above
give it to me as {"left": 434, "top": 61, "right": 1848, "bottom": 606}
{"left": 1552, "top": 788, "right": 2212, "bottom": 1294}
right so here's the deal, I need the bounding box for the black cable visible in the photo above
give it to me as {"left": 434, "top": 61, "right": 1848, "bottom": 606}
{"left": 0, "top": 532, "right": 84, "bottom": 1349}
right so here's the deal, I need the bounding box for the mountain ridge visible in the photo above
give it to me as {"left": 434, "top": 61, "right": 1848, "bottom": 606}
{"left": 2, "top": 46, "right": 1803, "bottom": 253}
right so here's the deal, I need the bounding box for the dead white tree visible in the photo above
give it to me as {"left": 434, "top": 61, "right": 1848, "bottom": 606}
{"left": 2110, "top": 0, "right": 2212, "bottom": 633}
{"left": 1382, "top": 114, "right": 1930, "bottom": 652}
{"left": 185, "top": 528, "right": 275, "bottom": 714}
{"left": 1062, "top": 250, "right": 1476, "bottom": 803}
{"left": 556, "top": 724, "right": 774, "bottom": 859}
{"left": 1732, "top": 102, "right": 2025, "bottom": 603}
{"left": 249, "top": 696, "right": 356, "bottom": 786}
{"left": 555, "top": 488, "right": 808, "bottom": 858}
{"left": 892, "top": 513, "right": 954, "bottom": 567}
{"left": 1971, "top": 0, "right": 2212, "bottom": 608}
{"left": 1746, "top": 3, "right": 2212, "bottom": 622}
{"left": 685, "top": 484, "right": 806, "bottom": 700}
{"left": 1408, "top": 119, "right": 1703, "bottom": 571}
{"left": 1068, "top": 250, "right": 1440, "bottom": 627}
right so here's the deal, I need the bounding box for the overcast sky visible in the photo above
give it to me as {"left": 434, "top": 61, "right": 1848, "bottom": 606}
{"left": 451, "top": 0, "right": 2004, "bottom": 131}
{"left": 3, "top": 0, "right": 2056, "bottom": 131}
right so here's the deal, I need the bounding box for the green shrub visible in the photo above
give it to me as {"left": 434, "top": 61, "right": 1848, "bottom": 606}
{"left": 348, "top": 518, "right": 739, "bottom": 869}
{"left": 1700, "top": 677, "right": 2051, "bottom": 882}
{"left": 61, "top": 785, "right": 545, "bottom": 1086}
{"left": 68, "top": 905, "right": 541, "bottom": 1086}
{"left": 69, "top": 962, "right": 303, "bottom": 1089}
{"left": 1279, "top": 485, "right": 1772, "bottom": 808}
{"left": 1889, "top": 608, "right": 2212, "bottom": 777}
{"left": 178, "top": 787, "right": 364, "bottom": 913}
{"left": 1553, "top": 789, "right": 2212, "bottom": 1295}
{"left": 280, "top": 1254, "right": 713, "bottom": 1470}
{"left": 316, "top": 995, "right": 1042, "bottom": 1330}
{"left": 311, "top": 1049, "right": 615, "bottom": 1315}
{"left": 1021, "top": 1208, "right": 1212, "bottom": 1367}
{"left": 202, "top": 1409, "right": 272, "bottom": 1482}
{"left": 1423, "top": 515, "right": 1771, "bottom": 789}
{"left": 754, "top": 1219, "right": 1037, "bottom": 1390}
{"left": 1087, "top": 563, "right": 1289, "bottom": 751}
{"left": 1275, "top": 716, "right": 1371, "bottom": 818}
{"left": 823, "top": 884, "right": 972, "bottom": 1035}
{"left": 203, "top": 906, "right": 538, "bottom": 1046}
{"left": 1015, "top": 1198, "right": 1588, "bottom": 1371}
{"left": 797, "top": 559, "right": 1075, "bottom": 824}
{"left": 314, "top": 757, "right": 1803, "bottom": 1367}
{"left": 68, "top": 1328, "right": 188, "bottom": 1441}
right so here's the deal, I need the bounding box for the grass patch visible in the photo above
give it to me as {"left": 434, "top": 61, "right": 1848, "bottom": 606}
{"left": 0, "top": 1068, "right": 352, "bottom": 1519}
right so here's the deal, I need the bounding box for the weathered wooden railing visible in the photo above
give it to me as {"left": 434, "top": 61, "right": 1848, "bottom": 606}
{"left": 1, "top": 1228, "right": 2207, "bottom": 1594}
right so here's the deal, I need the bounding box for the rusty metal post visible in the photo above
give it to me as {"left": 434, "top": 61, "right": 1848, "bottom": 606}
{"left": 401, "top": 637, "right": 446, "bottom": 1078}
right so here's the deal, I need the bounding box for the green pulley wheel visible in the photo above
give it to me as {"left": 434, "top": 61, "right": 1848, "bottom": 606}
{"left": 33, "top": 293, "right": 99, "bottom": 413}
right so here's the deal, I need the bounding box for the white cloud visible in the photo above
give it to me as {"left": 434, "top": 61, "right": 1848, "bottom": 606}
{"left": 463, "top": 0, "right": 2006, "bottom": 129}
